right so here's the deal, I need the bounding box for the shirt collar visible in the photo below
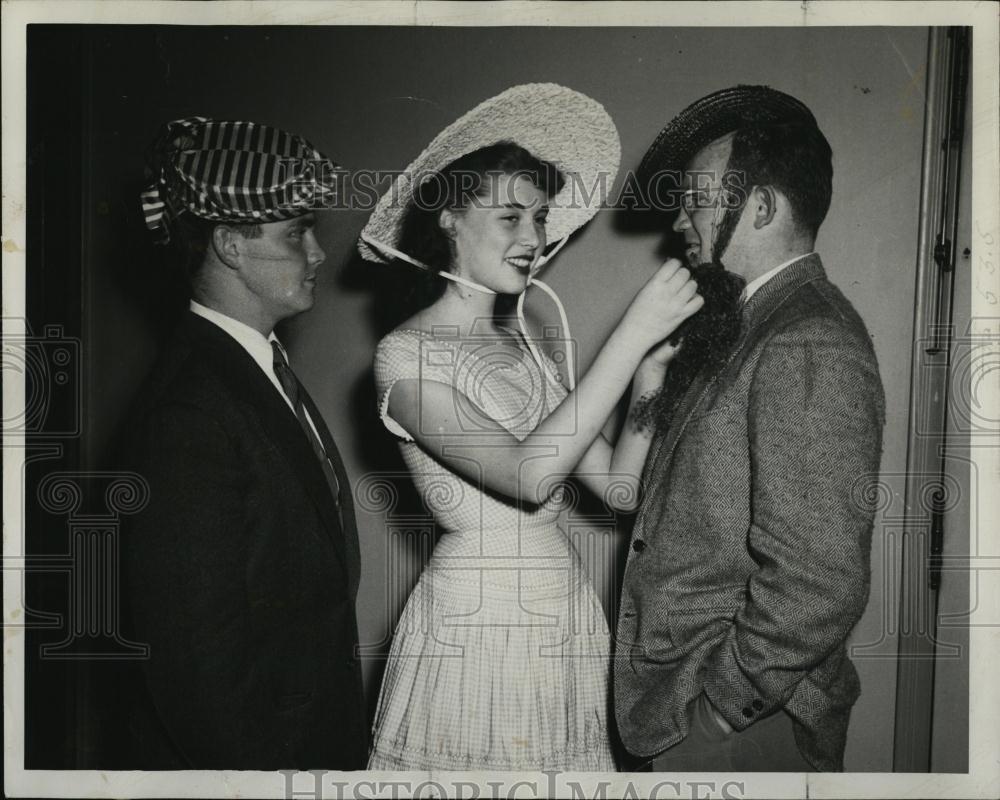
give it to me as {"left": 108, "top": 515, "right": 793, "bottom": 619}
{"left": 190, "top": 300, "right": 284, "bottom": 361}
{"left": 742, "top": 251, "right": 816, "bottom": 303}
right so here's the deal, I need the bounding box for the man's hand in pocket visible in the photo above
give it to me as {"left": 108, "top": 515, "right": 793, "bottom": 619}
{"left": 700, "top": 692, "right": 734, "bottom": 735}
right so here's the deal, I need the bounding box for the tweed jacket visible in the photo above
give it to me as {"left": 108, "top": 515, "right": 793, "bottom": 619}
{"left": 614, "top": 255, "right": 885, "bottom": 771}
{"left": 119, "top": 312, "right": 368, "bottom": 770}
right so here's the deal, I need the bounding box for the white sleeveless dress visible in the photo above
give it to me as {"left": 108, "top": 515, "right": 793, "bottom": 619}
{"left": 367, "top": 329, "right": 615, "bottom": 771}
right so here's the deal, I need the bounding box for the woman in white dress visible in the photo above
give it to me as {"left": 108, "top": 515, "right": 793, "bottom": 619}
{"left": 358, "top": 84, "right": 703, "bottom": 771}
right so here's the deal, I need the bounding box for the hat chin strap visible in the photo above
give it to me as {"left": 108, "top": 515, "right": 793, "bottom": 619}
{"left": 360, "top": 233, "right": 497, "bottom": 295}
{"left": 515, "top": 236, "right": 575, "bottom": 391}
{"left": 362, "top": 233, "right": 576, "bottom": 391}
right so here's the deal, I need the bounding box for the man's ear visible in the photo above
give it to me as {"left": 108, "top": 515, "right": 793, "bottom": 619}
{"left": 751, "top": 186, "right": 777, "bottom": 230}
{"left": 210, "top": 224, "right": 243, "bottom": 269}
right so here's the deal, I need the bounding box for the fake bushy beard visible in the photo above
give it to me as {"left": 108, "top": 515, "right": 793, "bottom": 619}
{"left": 633, "top": 204, "right": 747, "bottom": 433}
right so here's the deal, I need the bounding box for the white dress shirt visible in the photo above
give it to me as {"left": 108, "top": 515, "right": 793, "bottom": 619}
{"left": 189, "top": 300, "right": 325, "bottom": 444}
{"left": 742, "top": 251, "right": 816, "bottom": 303}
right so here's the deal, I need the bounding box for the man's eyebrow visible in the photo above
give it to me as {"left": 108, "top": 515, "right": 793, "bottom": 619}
{"left": 294, "top": 215, "right": 316, "bottom": 228}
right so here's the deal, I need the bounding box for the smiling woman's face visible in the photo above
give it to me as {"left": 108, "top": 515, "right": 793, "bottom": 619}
{"left": 444, "top": 173, "right": 550, "bottom": 295}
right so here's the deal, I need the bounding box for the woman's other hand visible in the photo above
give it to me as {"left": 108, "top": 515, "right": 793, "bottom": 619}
{"left": 635, "top": 337, "right": 681, "bottom": 390}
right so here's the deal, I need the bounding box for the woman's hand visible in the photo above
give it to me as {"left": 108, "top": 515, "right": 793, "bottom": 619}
{"left": 619, "top": 259, "right": 703, "bottom": 353}
{"left": 634, "top": 338, "right": 680, "bottom": 392}
{"left": 645, "top": 336, "right": 682, "bottom": 369}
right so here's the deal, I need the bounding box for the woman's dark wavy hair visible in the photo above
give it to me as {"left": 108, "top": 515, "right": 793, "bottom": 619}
{"left": 379, "top": 142, "right": 564, "bottom": 328}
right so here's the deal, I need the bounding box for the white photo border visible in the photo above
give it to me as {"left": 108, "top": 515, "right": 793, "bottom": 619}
{"left": 3, "top": 2, "right": 998, "bottom": 798}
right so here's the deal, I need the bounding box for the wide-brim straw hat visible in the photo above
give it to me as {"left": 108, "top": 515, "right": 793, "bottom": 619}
{"left": 358, "top": 82, "right": 621, "bottom": 264}
{"left": 636, "top": 85, "right": 820, "bottom": 189}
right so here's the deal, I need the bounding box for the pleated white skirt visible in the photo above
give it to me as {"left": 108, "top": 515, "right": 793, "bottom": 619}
{"left": 368, "top": 525, "right": 616, "bottom": 771}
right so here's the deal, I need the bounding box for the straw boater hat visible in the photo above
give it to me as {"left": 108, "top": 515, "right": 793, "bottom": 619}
{"left": 636, "top": 85, "right": 821, "bottom": 193}
{"left": 358, "top": 82, "right": 621, "bottom": 265}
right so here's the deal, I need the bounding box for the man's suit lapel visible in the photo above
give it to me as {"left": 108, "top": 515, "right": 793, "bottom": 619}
{"left": 180, "top": 314, "right": 349, "bottom": 566}
{"left": 644, "top": 255, "right": 828, "bottom": 489}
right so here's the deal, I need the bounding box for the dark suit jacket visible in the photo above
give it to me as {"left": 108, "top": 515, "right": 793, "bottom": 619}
{"left": 614, "top": 255, "right": 886, "bottom": 771}
{"left": 120, "top": 311, "right": 368, "bottom": 770}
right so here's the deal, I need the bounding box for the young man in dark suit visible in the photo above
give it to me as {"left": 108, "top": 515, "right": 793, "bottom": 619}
{"left": 615, "top": 87, "right": 886, "bottom": 772}
{"left": 121, "top": 117, "right": 367, "bottom": 769}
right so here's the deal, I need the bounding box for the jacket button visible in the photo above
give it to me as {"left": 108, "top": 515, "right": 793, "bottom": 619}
{"left": 752, "top": 699, "right": 764, "bottom": 711}
{"left": 742, "top": 707, "right": 754, "bottom": 718}
{"left": 632, "top": 539, "right": 646, "bottom": 553}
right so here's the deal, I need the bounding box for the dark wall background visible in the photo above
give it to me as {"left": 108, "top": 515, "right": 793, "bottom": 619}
{"left": 25, "top": 24, "right": 965, "bottom": 773}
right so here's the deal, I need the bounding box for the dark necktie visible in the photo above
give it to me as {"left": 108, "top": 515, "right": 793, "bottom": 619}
{"left": 270, "top": 341, "right": 362, "bottom": 595}
{"left": 271, "top": 340, "right": 342, "bottom": 503}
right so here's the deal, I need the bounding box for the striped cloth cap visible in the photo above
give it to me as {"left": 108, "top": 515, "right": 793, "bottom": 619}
{"left": 141, "top": 116, "right": 340, "bottom": 244}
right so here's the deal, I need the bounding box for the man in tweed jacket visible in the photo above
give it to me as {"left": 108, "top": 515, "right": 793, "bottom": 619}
{"left": 615, "top": 86, "right": 885, "bottom": 771}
